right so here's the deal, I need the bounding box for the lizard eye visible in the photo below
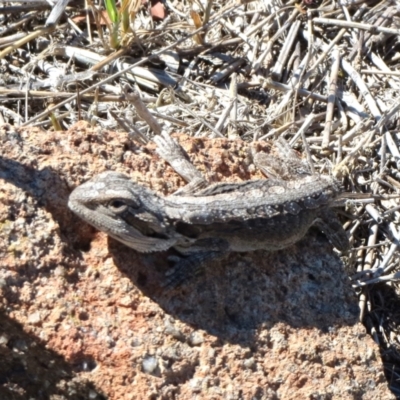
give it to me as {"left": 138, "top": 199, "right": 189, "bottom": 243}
{"left": 108, "top": 199, "right": 128, "bottom": 212}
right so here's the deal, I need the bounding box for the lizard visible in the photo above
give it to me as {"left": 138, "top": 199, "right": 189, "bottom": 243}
{"left": 68, "top": 133, "right": 349, "bottom": 287}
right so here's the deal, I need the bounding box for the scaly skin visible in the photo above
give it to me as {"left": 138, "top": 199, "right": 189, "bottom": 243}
{"left": 68, "top": 133, "right": 349, "bottom": 286}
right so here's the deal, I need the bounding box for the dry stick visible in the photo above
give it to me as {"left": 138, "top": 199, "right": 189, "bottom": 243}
{"left": 259, "top": 52, "right": 320, "bottom": 125}
{"left": 210, "top": 58, "right": 246, "bottom": 84}
{"left": 376, "top": 177, "right": 396, "bottom": 192}
{"left": 336, "top": 129, "right": 343, "bottom": 164}
{"left": 44, "top": 0, "right": 82, "bottom": 33}
{"left": 336, "top": 98, "right": 348, "bottom": 134}
{"left": 85, "top": 0, "right": 92, "bottom": 44}
{"left": 385, "top": 176, "right": 400, "bottom": 190}
{"left": 86, "top": 0, "right": 106, "bottom": 46}
{"left": 360, "top": 46, "right": 400, "bottom": 90}
{"left": 122, "top": 85, "right": 162, "bottom": 135}
{"left": 304, "top": 29, "right": 347, "bottom": 81}
{"left": 175, "top": 99, "right": 225, "bottom": 138}
{"left": 0, "top": 88, "right": 125, "bottom": 101}
{"left": 364, "top": 7, "right": 396, "bottom": 49}
{"left": 256, "top": 112, "right": 327, "bottom": 141}
{"left": 244, "top": 36, "right": 260, "bottom": 67}
{"left": 150, "top": 111, "right": 189, "bottom": 127}
{"left": 262, "top": 78, "right": 328, "bottom": 103}
{"left": 303, "top": 30, "right": 382, "bottom": 122}
{"left": 379, "top": 130, "right": 387, "bottom": 176}
{"left": 385, "top": 131, "right": 400, "bottom": 166}
{"left": 24, "top": 66, "right": 36, "bottom": 122}
{"left": 21, "top": 3, "right": 240, "bottom": 126}
{"left": 322, "top": 48, "right": 340, "bottom": 150}
{"left": 358, "top": 270, "right": 400, "bottom": 286}
{"left": 90, "top": 48, "right": 128, "bottom": 71}
{"left": 245, "top": 6, "right": 293, "bottom": 37}
{"left": 340, "top": 1, "right": 358, "bottom": 47}
{"left": 372, "top": 100, "right": 400, "bottom": 165}
{"left": 339, "top": 0, "right": 375, "bottom": 6}
{"left": 360, "top": 223, "right": 378, "bottom": 318}
{"left": 384, "top": 206, "right": 400, "bottom": 217}
{"left": 347, "top": 209, "right": 362, "bottom": 242}
{"left": 251, "top": 8, "right": 299, "bottom": 73}
{"left": 109, "top": 109, "right": 148, "bottom": 145}
{"left": 370, "top": 242, "right": 399, "bottom": 280}
{"left": 230, "top": 3, "right": 295, "bottom": 67}
{"left": 348, "top": 6, "right": 396, "bottom": 64}
{"left": 0, "top": 106, "right": 23, "bottom": 123}
{"left": 228, "top": 72, "right": 238, "bottom": 139}
{"left": 53, "top": 45, "right": 178, "bottom": 90}
{"left": 290, "top": 14, "right": 314, "bottom": 125}
{"left": 0, "top": 32, "right": 26, "bottom": 46}
{"left": 0, "top": 13, "right": 37, "bottom": 38}
{"left": 341, "top": 118, "right": 373, "bottom": 144}
{"left": 376, "top": 97, "right": 400, "bottom": 130}
{"left": 215, "top": 99, "right": 235, "bottom": 137}
{"left": 365, "top": 204, "right": 383, "bottom": 224}
{"left": 45, "top": 0, "right": 71, "bottom": 27}
{"left": 292, "top": 11, "right": 314, "bottom": 110}
{"left": 358, "top": 291, "right": 367, "bottom": 322}
{"left": 268, "top": 52, "right": 311, "bottom": 121}
{"left": 313, "top": 17, "right": 400, "bottom": 36}
{"left": 283, "top": 41, "right": 300, "bottom": 83}
{"left": 0, "top": 25, "right": 55, "bottom": 59}
{"left": 361, "top": 69, "right": 400, "bottom": 76}
{"left": 0, "top": 4, "right": 48, "bottom": 14}
{"left": 219, "top": 18, "right": 252, "bottom": 46}
{"left": 334, "top": 129, "right": 376, "bottom": 176}
{"left": 289, "top": 113, "right": 316, "bottom": 174}
{"left": 164, "top": 0, "right": 186, "bottom": 18}
{"left": 271, "top": 20, "right": 301, "bottom": 81}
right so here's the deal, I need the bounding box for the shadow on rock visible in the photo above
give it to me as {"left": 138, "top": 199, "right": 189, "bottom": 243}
{"left": 0, "top": 310, "right": 106, "bottom": 400}
{"left": 0, "top": 155, "right": 359, "bottom": 346}
{"left": 0, "top": 156, "right": 95, "bottom": 252}
{"left": 109, "top": 232, "right": 359, "bottom": 345}
{"left": 368, "top": 282, "right": 400, "bottom": 398}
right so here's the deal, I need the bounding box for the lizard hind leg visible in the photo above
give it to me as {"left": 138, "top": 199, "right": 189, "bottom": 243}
{"left": 252, "top": 137, "right": 312, "bottom": 180}
{"left": 313, "top": 209, "right": 350, "bottom": 252}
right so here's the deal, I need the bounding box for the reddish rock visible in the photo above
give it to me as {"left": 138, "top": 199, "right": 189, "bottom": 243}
{"left": 0, "top": 122, "right": 393, "bottom": 399}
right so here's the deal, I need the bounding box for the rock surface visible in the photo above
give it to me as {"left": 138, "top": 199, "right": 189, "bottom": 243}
{"left": 0, "top": 122, "right": 393, "bottom": 399}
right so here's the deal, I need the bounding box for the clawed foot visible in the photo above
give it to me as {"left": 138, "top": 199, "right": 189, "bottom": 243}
{"left": 161, "top": 250, "right": 227, "bottom": 288}
{"left": 162, "top": 254, "right": 205, "bottom": 288}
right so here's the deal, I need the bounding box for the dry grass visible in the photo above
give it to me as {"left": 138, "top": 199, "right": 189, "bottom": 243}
{"left": 1, "top": 0, "right": 400, "bottom": 396}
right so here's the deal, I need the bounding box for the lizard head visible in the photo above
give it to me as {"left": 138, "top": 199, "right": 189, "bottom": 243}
{"left": 68, "top": 171, "right": 177, "bottom": 252}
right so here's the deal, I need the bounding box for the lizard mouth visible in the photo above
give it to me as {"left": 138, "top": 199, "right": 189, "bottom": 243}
{"left": 69, "top": 197, "right": 176, "bottom": 253}
{"left": 94, "top": 216, "right": 177, "bottom": 253}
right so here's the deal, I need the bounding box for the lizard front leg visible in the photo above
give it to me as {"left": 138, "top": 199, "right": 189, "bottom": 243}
{"left": 163, "top": 250, "right": 228, "bottom": 287}
{"left": 163, "top": 238, "right": 230, "bottom": 287}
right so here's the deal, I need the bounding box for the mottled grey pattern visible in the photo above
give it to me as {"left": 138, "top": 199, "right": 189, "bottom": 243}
{"left": 69, "top": 133, "right": 349, "bottom": 286}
